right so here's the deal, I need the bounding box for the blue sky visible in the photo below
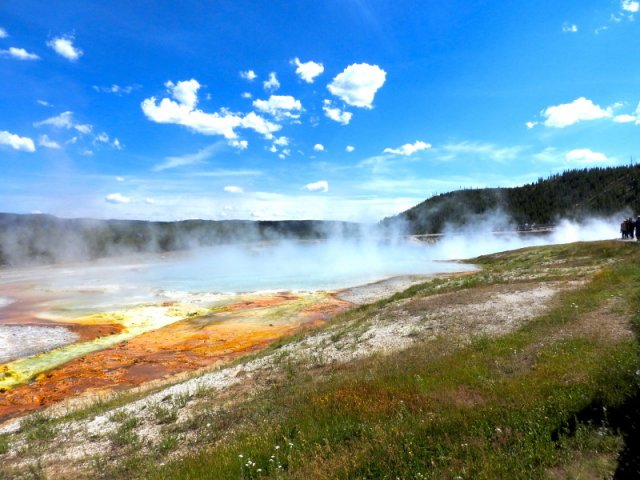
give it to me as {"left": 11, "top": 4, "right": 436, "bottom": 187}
{"left": 1, "top": 0, "right": 639, "bottom": 222}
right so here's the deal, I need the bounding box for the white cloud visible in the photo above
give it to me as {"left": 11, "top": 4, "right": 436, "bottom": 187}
{"left": 0, "top": 28, "right": 8, "bottom": 38}
{"left": 327, "top": 63, "right": 386, "bottom": 108}
{"left": 166, "top": 79, "right": 200, "bottom": 109}
{"left": 37, "top": 100, "right": 52, "bottom": 107}
{"left": 142, "top": 79, "right": 281, "bottom": 138}
{"left": 0, "top": 130, "right": 35, "bottom": 152}
{"left": 153, "top": 144, "right": 222, "bottom": 171}
{"left": 565, "top": 148, "right": 609, "bottom": 163}
{"left": 542, "top": 97, "right": 612, "bottom": 128}
{"left": 614, "top": 114, "right": 636, "bottom": 123}
{"left": 240, "top": 70, "right": 257, "bottom": 81}
{"left": 0, "top": 47, "right": 40, "bottom": 60}
{"left": 384, "top": 140, "right": 431, "bottom": 156}
{"left": 224, "top": 185, "right": 244, "bottom": 193}
{"left": 622, "top": 0, "right": 639, "bottom": 13}
{"left": 313, "top": 144, "right": 324, "bottom": 152}
{"left": 345, "top": 145, "right": 355, "bottom": 152}
{"left": 562, "top": 23, "right": 578, "bottom": 33}
{"left": 292, "top": 57, "right": 324, "bottom": 83}
{"left": 322, "top": 99, "right": 352, "bottom": 125}
{"left": 229, "top": 139, "right": 248, "bottom": 150}
{"left": 273, "top": 136, "right": 289, "bottom": 146}
{"left": 47, "top": 35, "right": 83, "bottom": 61}
{"left": 263, "top": 72, "right": 280, "bottom": 91}
{"left": 105, "top": 193, "right": 130, "bottom": 204}
{"left": 116, "top": 176, "right": 125, "bottom": 182}
{"left": 304, "top": 180, "right": 329, "bottom": 192}
{"left": 145, "top": 198, "right": 155, "bottom": 204}
{"left": 240, "top": 111, "right": 281, "bottom": 136}
{"left": 253, "top": 95, "right": 302, "bottom": 119}
{"left": 142, "top": 80, "right": 243, "bottom": 139}
{"left": 525, "top": 121, "right": 538, "bottom": 129}
{"left": 113, "top": 138, "right": 122, "bottom": 150}
{"left": 38, "top": 134, "right": 61, "bottom": 149}
{"left": 241, "top": 92, "right": 252, "bottom": 99}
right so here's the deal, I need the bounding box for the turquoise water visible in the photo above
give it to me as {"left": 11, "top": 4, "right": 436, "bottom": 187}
{"left": 0, "top": 240, "right": 474, "bottom": 311}
{"left": 130, "top": 240, "right": 474, "bottom": 293}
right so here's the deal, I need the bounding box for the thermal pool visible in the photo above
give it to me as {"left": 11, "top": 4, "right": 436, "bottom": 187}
{"left": 0, "top": 240, "right": 474, "bottom": 423}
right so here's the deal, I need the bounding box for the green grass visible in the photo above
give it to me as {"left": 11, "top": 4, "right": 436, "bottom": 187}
{"left": 108, "top": 411, "right": 142, "bottom": 449}
{"left": 0, "top": 434, "right": 9, "bottom": 455}
{"left": 151, "top": 404, "right": 179, "bottom": 425}
{"left": 21, "top": 412, "right": 58, "bottom": 444}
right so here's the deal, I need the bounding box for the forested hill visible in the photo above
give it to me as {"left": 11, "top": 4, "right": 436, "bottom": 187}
{"left": 382, "top": 165, "right": 640, "bottom": 234}
{"left": 0, "top": 214, "right": 360, "bottom": 266}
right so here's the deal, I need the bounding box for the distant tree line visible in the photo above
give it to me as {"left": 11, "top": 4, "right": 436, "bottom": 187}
{"left": 381, "top": 165, "right": 640, "bottom": 234}
{"left": 0, "top": 215, "right": 361, "bottom": 266}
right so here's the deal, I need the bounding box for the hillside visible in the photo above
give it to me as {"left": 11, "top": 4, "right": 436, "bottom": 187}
{"left": 0, "top": 214, "right": 360, "bottom": 266}
{"left": 383, "top": 164, "right": 640, "bottom": 234}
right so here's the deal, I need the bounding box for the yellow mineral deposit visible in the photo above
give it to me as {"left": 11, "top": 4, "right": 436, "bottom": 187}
{"left": 0, "top": 291, "right": 350, "bottom": 422}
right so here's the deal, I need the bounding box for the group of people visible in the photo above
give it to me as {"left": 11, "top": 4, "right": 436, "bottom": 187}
{"left": 620, "top": 217, "right": 640, "bottom": 240}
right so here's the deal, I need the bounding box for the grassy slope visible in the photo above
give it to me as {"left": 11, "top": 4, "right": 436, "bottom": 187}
{"left": 3, "top": 240, "right": 640, "bottom": 479}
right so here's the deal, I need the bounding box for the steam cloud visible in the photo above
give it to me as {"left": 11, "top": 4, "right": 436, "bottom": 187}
{"left": 0, "top": 212, "right": 626, "bottom": 298}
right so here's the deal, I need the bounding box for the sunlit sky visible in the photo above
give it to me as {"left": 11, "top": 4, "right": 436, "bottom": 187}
{"left": 1, "top": 1, "right": 639, "bottom": 222}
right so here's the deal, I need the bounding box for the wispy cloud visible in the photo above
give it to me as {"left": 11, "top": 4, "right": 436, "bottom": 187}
{"left": 38, "top": 134, "right": 61, "bottom": 149}
{"left": 93, "top": 84, "right": 140, "bottom": 95}
{"left": 437, "top": 141, "right": 526, "bottom": 162}
{"left": 190, "top": 169, "right": 262, "bottom": 177}
{"left": 153, "top": 143, "right": 224, "bottom": 172}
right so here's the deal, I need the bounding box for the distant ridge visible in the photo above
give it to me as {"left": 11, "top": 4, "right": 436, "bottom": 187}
{"left": 382, "top": 165, "right": 640, "bottom": 234}
{"left": 0, "top": 215, "right": 360, "bottom": 266}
